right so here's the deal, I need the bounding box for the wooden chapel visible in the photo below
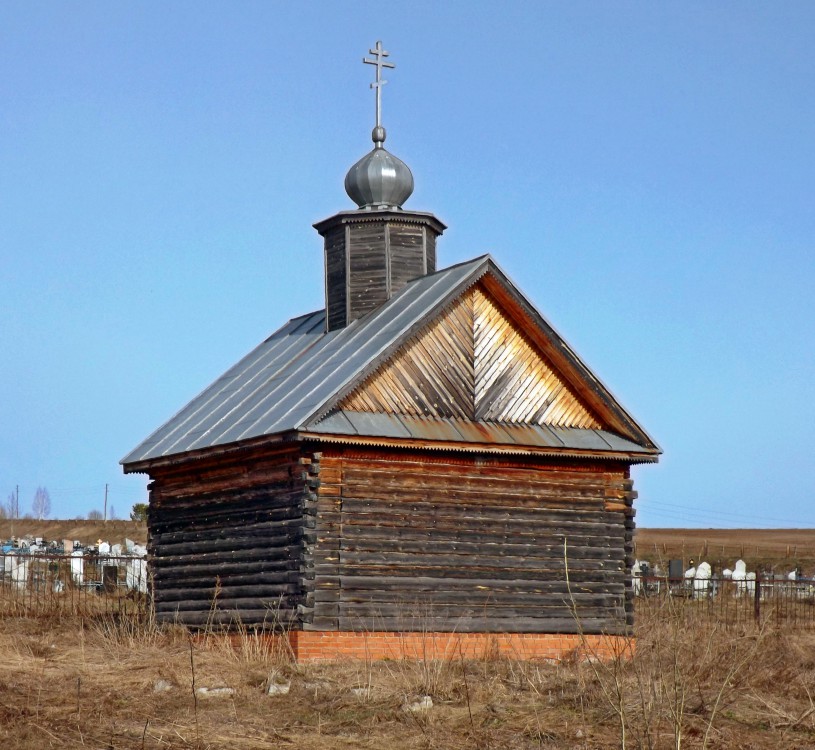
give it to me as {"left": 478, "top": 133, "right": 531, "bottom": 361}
{"left": 122, "top": 42, "right": 660, "bottom": 660}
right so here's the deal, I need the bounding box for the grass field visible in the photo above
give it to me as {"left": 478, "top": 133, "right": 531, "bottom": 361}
{"left": 0, "top": 519, "right": 147, "bottom": 546}
{"left": 634, "top": 528, "right": 815, "bottom": 575}
{"left": 1, "top": 597, "right": 814, "bottom": 749}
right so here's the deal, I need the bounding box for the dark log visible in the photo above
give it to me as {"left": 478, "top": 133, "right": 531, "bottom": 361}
{"left": 156, "top": 608, "right": 298, "bottom": 628}
{"left": 333, "top": 615, "right": 626, "bottom": 635}
{"left": 329, "top": 590, "right": 621, "bottom": 608}
{"left": 155, "top": 595, "right": 298, "bottom": 612}
{"left": 335, "top": 603, "right": 616, "bottom": 620}
{"left": 151, "top": 509, "right": 304, "bottom": 543}
{"left": 155, "top": 585, "right": 299, "bottom": 603}
{"left": 151, "top": 544, "right": 300, "bottom": 572}
{"left": 337, "top": 524, "right": 623, "bottom": 549}
{"left": 150, "top": 557, "right": 299, "bottom": 578}
{"left": 153, "top": 574, "right": 300, "bottom": 597}
{"left": 339, "top": 537, "right": 624, "bottom": 559}
{"left": 152, "top": 535, "right": 302, "bottom": 559}
{"left": 334, "top": 574, "right": 623, "bottom": 592}
{"left": 332, "top": 550, "right": 624, "bottom": 571}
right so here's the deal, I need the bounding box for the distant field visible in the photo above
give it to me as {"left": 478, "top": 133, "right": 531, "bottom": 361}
{"left": 0, "top": 519, "right": 147, "bottom": 546}
{"left": 635, "top": 527, "right": 815, "bottom": 573}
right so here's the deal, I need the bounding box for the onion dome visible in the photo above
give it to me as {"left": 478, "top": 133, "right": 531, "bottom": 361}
{"left": 344, "top": 125, "right": 414, "bottom": 210}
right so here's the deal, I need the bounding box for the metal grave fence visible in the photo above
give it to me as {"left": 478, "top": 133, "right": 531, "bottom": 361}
{"left": 0, "top": 551, "right": 150, "bottom": 618}
{"left": 635, "top": 574, "right": 815, "bottom": 629}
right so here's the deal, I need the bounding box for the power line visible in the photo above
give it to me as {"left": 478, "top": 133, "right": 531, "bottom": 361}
{"left": 641, "top": 499, "right": 811, "bottom": 527}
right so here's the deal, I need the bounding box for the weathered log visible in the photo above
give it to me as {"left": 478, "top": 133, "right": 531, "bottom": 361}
{"left": 152, "top": 534, "right": 302, "bottom": 559}
{"left": 332, "top": 551, "right": 623, "bottom": 570}
{"left": 155, "top": 584, "right": 299, "bottom": 603}
{"left": 333, "top": 615, "right": 625, "bottom": 635}
{"left": 151, "top": 509, "right": 304, "bottom": 543}
{"left": 324, "top": 590, "right": 621, "bottom": 607}
{"left": 332, "top": 574, "right": 623, "bottom": 591}
{"left": 156, "top": 608, "right": 298, "bottom": 628}
{"left": 338, "top": 538, "right": 623, "bottom": 559}
{"left": 153, "top": 573, "right": 300, "bottom": 596}
{"left": 335, "top": 603, "right": 617, "bottom": 620}
{"left": 151, "top": 544, "right": 300, "bottom": 572}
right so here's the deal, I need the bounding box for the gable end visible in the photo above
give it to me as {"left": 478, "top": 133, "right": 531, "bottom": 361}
{"left": 339, "top": 282, "right": 602, "bottom": 429}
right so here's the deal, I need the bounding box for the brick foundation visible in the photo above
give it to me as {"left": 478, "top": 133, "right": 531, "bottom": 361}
{"left": 284, "top": 631, "right": 633, "bottom": 662}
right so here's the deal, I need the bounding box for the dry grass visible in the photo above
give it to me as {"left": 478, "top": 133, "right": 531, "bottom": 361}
{"left": 1, "top": 600, "right": 814, "bottom": 749}
{"left": 0, "top": 519, "right": 147, "bottom": 546}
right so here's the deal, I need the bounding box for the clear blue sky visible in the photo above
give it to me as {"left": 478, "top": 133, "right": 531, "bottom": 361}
{"left": 1, "top": 3, "right": 813, "bottom": 526}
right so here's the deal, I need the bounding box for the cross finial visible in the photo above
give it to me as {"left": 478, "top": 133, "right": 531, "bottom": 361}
{"left": 363, "top": 41, "right": 395, "bottom": 138}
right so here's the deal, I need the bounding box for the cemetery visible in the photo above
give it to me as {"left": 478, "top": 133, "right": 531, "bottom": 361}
{"left": 632, "top": 557, "right": 815, "bottom": 629}
{"left": 0, "top": 531, "right": 148, "bottom": 616}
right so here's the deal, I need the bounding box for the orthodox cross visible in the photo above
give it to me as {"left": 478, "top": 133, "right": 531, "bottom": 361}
{"left": 363, "top": 41, "right": 394, "bottom": 129}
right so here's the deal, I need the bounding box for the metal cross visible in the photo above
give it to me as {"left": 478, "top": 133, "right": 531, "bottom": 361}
{"left": 363, "top": 41, "right": 394, "bottom": 129}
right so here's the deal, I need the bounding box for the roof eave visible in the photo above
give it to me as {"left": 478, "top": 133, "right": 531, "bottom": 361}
{"left": 121, "top": 430, "right": 301, "bottom": 475}
{"left": 297, "top": 430, "right": 660, "bottom": 463}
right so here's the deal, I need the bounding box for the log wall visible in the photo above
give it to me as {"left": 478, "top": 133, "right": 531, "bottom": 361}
{"left": 144, "top": 442, "right": 636, "bottom": 635}
{"left": 146, "top": 445, "right": 309, "bottom": 627}
{"left": 304, "top": 447, "right": 635, "bottom": 635}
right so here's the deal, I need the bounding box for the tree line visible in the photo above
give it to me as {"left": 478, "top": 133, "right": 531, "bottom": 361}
{"left": 1, "top": 487, "right": 148, "bottom": 521}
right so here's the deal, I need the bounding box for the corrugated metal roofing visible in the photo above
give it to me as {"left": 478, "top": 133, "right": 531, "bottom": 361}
{"left": 122, "top": 254, "right": 660, "bottom": 467}
{"left": 122, "top": 257, "right": 490, "bottom": 464}
{"left": 307, "top": 410, "right": 653, "bottom": 457}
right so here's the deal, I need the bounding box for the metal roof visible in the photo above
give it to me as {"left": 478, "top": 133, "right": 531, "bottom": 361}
{"left": 308, "top": 410, "right": 655, "bottom": 459}
{"left": 122, "top": 255, "right": 660, "bottom": 467}
{"left": 122, "top": 258, "right": 489, "bottom": 465}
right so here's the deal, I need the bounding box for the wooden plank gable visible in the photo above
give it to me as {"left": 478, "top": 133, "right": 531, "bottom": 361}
{"left": 340, "top": 282, "right": 602, "bottom": 428}
{"left": 342, "top": 293, "right": 474, "bottom": 419}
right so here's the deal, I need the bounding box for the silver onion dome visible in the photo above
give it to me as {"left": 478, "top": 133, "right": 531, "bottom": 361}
{"left": 344, "top": 126, "right": 414, "bottom": 210}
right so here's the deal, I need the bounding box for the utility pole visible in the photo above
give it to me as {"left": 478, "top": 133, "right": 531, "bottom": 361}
{"left": 104, "top": 483, "right": 108, "bottom": 523}
{"left": 11, "top": 484, "right": 18, "bottom": 537}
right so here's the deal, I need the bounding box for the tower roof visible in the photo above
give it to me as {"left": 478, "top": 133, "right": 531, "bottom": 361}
{"left": 344, "top": 41, "right": 414, "bottom": 210}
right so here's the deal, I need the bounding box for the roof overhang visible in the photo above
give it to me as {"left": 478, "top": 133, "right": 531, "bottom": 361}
{"left": 313, "top": 208, "right": 447, "bottom": 237}
{"left": 298, "top": 430, "right": 660, "bottom": 464}
{"left": 122, "top": 421, "right": 658, "bottom": 478}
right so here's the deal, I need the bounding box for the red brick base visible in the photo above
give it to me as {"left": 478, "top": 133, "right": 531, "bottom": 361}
{"left": 283, "top": 631, "right": 633, "bottom": 662}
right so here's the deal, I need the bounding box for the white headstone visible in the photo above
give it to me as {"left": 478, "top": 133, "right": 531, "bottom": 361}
{"left": 11, "top": 556, "right": 29, "bottom": 588}
{"left": 70, "top": 549, "right": 84, "bottom": 585}
{"left": 693, "top": 562, "right": 712, "bottom": 597}
{"left": 731, "top": 561, "right": 747, "bottom": 595}
{"left": 746, "top": 571, "right": 756, "bottom": 595}
{"left": 632, "top": 560, "right": 643, "bottom": 595}
{"left": 126, "top": 558, "right": 147, "bottom": 593}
